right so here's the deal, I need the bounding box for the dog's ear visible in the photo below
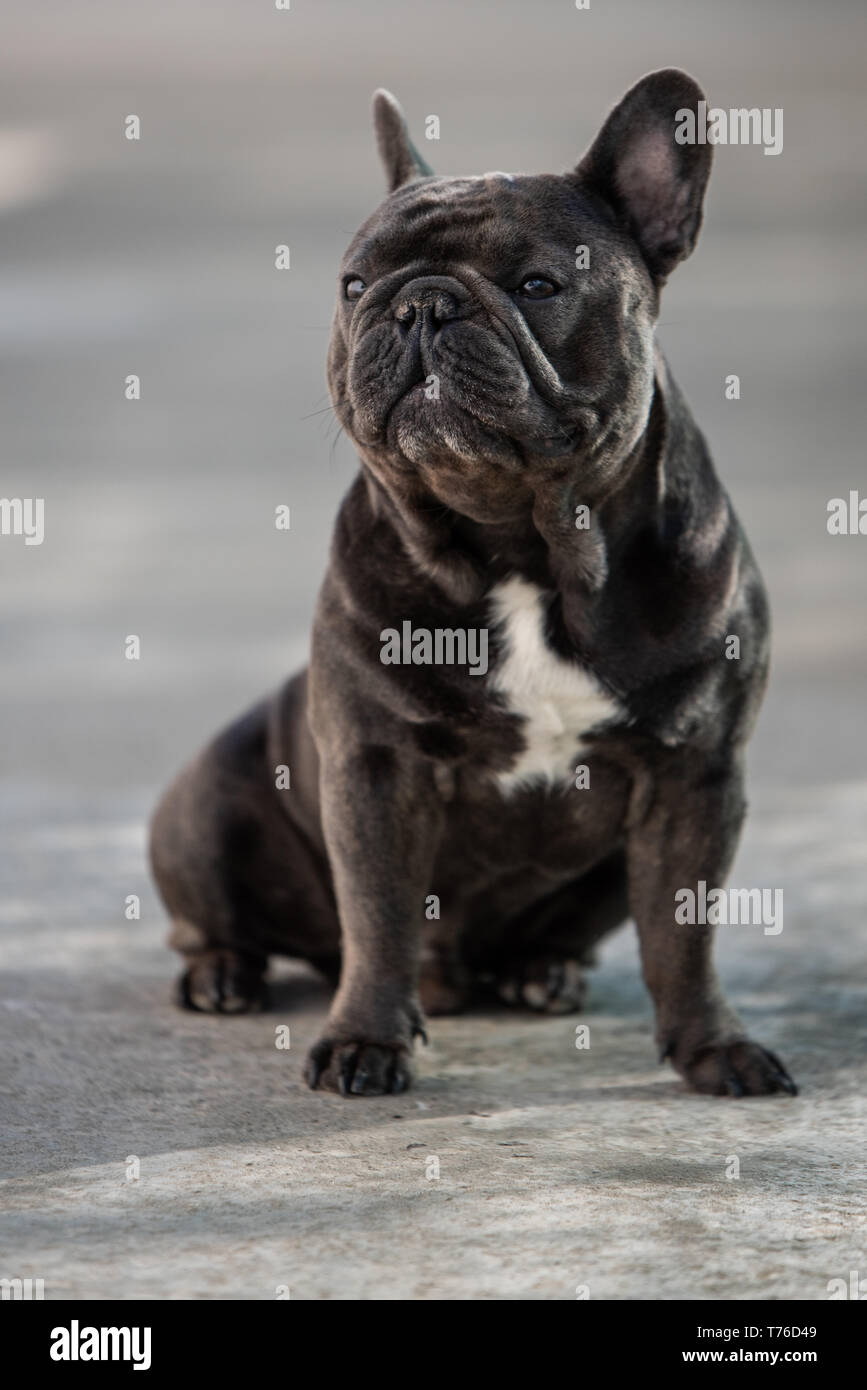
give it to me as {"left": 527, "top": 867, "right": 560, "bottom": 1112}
{"left": 372, "top": 89, "right": 434, "bottom": 192}
{"left": 575, "top": 69, "right": 712, "bottom": 283}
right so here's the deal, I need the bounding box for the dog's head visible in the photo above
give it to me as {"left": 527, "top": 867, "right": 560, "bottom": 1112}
{"left": 327, "top": 70, "right": 712, "bottom": 523}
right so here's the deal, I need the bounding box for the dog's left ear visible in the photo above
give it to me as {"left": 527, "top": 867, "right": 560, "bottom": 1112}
{"left": 372, "top": 89, "right": 434, "bottom": 192}
{"left": 575, "top": 69, "right": 712, "bottom": 283}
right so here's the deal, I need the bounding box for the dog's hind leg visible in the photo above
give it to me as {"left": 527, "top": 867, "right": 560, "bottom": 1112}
{"left": 150, "top": 685, "right": 340, "bottom": 1013}
{"left": 484, "top": 850, "right": 629, "bottom": 1014}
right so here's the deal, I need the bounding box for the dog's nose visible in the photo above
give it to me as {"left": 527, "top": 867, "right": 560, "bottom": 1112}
{"left": 393, "top": 286, "right": 460, "bottom": 328}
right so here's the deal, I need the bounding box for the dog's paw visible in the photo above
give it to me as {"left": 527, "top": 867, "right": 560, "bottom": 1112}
{"left": 305, "top": 1000, "right": 426, "bottom": 1097}
{"left": 676, "top": 1038, "right": 797, "bottom": 1098}
{"left": 177, "top": 950, "right": 267, "bottom": 1014}
{"left": 304, "top": 1037, "right": 414, "bottom": 1096}
{"left": 494, "top": 956, "right": 588, "bottom": 1015}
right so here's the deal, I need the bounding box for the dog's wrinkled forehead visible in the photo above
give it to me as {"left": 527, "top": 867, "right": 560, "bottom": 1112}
{"left": 344, "top": 171, "right": 605, "bottom": 280}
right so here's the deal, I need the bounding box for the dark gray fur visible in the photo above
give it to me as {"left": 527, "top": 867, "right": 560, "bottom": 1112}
{"left": 151, "top": 71, "right": 796, "bottom": 1099}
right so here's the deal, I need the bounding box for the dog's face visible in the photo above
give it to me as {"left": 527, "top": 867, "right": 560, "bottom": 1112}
{"left": 327, "top": 70, "right": 712, "bottom": 523}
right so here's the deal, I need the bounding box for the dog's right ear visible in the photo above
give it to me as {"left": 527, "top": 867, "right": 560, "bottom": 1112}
{"left": 372, "top": 89, "right": 434, "bottom": 192}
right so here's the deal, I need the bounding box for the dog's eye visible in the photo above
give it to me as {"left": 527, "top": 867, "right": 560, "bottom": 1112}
{"left": 517, "top": 277, "right": 558, "bottom": 299}
{"left": 344, "top": 277, "right": 366, "bottom": 301}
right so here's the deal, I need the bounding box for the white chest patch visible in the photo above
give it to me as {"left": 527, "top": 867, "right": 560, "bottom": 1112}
{"left": 488, "top": 575, "right": 624, "bottom": 794}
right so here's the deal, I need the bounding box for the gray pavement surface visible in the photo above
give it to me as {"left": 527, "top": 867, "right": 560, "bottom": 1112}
{"left": 1, "top": 0, "right": 866, "bottom": 1299}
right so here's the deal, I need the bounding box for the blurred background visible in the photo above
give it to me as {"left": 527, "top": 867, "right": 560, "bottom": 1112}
{"left": 0, "top": 0, "right": 865, "bottom": 1300}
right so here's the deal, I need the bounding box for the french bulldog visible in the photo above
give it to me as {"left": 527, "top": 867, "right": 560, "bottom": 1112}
{"left": 150, "top": 70, "right": 797, "bottom": 1099}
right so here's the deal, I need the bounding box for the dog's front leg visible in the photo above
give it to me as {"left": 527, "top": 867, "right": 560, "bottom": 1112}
{"left": 304, "top": 744, "right": 443, "bottom": 1096}
{"left": 627, "top": 754, "right": 797, "bottom": 1097}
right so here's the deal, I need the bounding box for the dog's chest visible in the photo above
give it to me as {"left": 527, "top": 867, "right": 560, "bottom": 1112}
{"left": 487, "top": 576, "right": 623, "bottom": 793}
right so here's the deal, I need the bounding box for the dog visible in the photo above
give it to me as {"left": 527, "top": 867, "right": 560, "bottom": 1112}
{"left": 150, "top": 70, "right": 797, "bottom": 1100}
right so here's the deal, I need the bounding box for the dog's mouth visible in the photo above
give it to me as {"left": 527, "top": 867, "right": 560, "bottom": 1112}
{"left": 379, "top": 382, "right": 580, "bottom": 472}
